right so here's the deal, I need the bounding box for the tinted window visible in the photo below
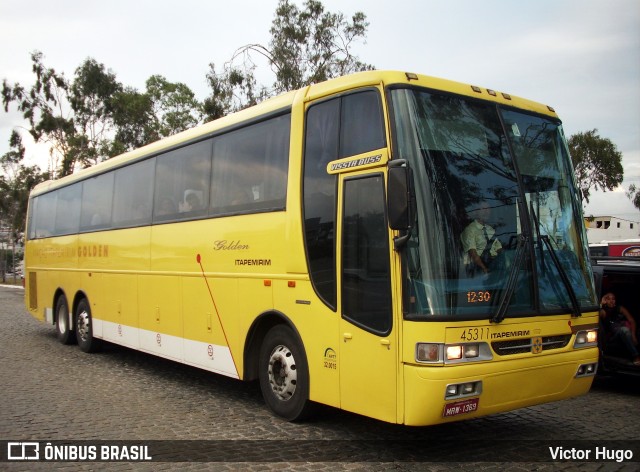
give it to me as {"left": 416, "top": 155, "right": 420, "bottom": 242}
{"left": 303, "top": 89, "right": 386, "bottom": 309}
{"left": 33, "top": 192, "right": 57, "bottom": 238}
{"left": 303, "top": 98, "right": 340, "bottom": 308}
{"left": 112, "top": 159, "right": 154, "bottom": 227}
{"left": 154, "top": 140, "right": 212, "bottom": 222}
{"left": 342, "top": 175, "right": 392, "bottom": 333}
{"left": 210, "top": 114, "right": 290, "bottom": 215}
{"left": 340, "top": 90, "right": 385, "bottom": 157}
{"left": 54, "top": 183, "right": 82, "bottom": 235}
{"left": 80, "top": 172, "right": 114, "bottom": 231}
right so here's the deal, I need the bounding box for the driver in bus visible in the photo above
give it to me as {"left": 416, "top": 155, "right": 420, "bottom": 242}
{"left": 461, "top": 203, "right": 502, "bottom": 276}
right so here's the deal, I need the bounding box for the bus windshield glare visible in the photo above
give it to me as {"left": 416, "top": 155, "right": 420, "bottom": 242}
{"left": 390, "top": 87, "right": 597, "bottom": 320}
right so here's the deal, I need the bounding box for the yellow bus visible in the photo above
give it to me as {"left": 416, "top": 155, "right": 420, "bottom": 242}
{"left": 24, "top": 70, "right": 599, "bottom": 425}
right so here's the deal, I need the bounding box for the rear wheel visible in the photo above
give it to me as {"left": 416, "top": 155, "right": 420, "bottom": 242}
{"left": 258, "top": 325, "right": 313, "bottom": 421}
{"left": 76, "top": 298, "right": 101, "bottom": 353}
{"left": 55, "top": 294, "right": 75, "bottom": 345}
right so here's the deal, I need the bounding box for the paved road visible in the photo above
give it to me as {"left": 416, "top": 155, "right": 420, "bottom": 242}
{"left": 0, "top": 285, "right": 638, "bottom": 471}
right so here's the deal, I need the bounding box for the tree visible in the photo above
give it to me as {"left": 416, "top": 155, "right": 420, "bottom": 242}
{"left": 3, "top": 52, "right": 204, "bottom": 175}
{"left": 2, "top": 51, "right": 73, "bottom": 177}
{"left": 203, "top": 0, "right": 372, "bottom": 121}
{"left": 203, "top": 62, "right": 267, "bottom": 121}
{"left": 0, "top": 131, "right": 49, "bottom": 244}
{"left": 568, "top": 129, "right": 624, "bottom": 203}
{"left": 66, "top": 58, "right": 122, "bottom": 173}
{"left": 145, "top": 75, "right": 202, "bottom": 138}
{"left": 109, "top": 86, "right": 156, "bottom": 156}
{"left": 626, "top": 184, "right": 640, "bottom": 211}
{"left": 268, "top": 0, "right": 372, "bottom": 93}
{"left": 2, "top": 52, "right": 122, "bottom": 177}
{"left": 111, "top": 76, "right": 203, "bottom": 154}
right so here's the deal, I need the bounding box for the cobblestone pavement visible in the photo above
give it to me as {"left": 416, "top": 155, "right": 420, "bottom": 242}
{"left": 1, "top": 285, "right": 638, "bottom": 471}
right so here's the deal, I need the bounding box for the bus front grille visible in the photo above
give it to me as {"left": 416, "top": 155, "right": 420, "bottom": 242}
{"left": 491, "top": 335, "right": 571, "bottom": 356}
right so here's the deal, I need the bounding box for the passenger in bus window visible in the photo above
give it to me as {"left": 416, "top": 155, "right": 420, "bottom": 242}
{"left": 180, "top": 190, "right": 203, "bottom": 212}
{"left": 461, "top": 203, "right": 502, "bottom": 276}
{"left": 600, "top": 292, "right": 640, "bottom": 365}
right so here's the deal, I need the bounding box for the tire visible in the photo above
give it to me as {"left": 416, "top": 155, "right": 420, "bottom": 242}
{"left": 258, "top": 325, "right": 313, "bottom": 421}
{"left": 55, "top": 294, "right": 76, "bottom": 345}
{"left": 76, "top": 298, "right": 102, "bottom": 353}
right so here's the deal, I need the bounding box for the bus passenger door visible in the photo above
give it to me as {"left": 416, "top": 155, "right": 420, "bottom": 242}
{"left": 338, "top": 173, "right": 397, "bottom": 423}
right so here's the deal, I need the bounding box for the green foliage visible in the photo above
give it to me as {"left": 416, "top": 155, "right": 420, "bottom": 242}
{"left": 146, "top": 75, "right": 202, "bottom": 137}
{"left": 110, "top": 87, "right": 156, "bottom": 155}
{"left": 203, "top": 0, "right": 373, "bottom": 121}
{"left": 0, "top": 131, "right": 49, "bottom": 239}
{"left": 626, "top": 184, "right": 640, "bottom": 211}
{"left": 269, "top": 0, "right": 373, "bottom": 93}
{"left": 203, "top": 62, "right": 267, "bottom": 121}
{"left": 568, "top": 129, "right": 624, "bottom": 203}
{"left": 67, "top": 58, "right": 122, "bottom": 173}
{"left": 3, "top": 52, "right": 204, "bottom": 175}
{"left": 110, "top": 76, "right": 202, "bottom": 154}
{"left": 2, "top": 51, "right": 73, "bottom": 176}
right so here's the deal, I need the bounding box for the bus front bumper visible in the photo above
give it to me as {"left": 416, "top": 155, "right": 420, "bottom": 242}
{"left": 402, "top": 348, "right": 598, "bottom": 426}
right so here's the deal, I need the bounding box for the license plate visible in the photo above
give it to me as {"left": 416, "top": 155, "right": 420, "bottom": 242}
{"left": 443, "top": 398, "right": 479, "bottom": 417}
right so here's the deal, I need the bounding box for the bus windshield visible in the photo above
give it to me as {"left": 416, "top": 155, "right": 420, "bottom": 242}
{"left": 390, "top": 87, "right": 597, "bottom": 320}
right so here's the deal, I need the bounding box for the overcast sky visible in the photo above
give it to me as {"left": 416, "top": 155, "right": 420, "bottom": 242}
{"left": 1, "top": 0, "right": 639, "bottom": 219}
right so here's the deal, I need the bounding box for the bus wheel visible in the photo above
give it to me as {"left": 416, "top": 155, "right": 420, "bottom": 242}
{"left": 258, "top": 325, "right": 313, "bottom": 421}
{"left": 55, "top": 294, "right": 76, "bottom": 345}
{"left": 76, "top": 299, "right": 101, "bottom": 353}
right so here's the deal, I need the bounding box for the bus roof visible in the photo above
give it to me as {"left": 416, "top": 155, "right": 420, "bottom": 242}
{"left": 29, "top": 70, "right": 559, "bottom": 197}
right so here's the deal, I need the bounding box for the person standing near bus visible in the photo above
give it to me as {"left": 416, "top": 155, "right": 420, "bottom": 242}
{"left": 599, "top": 292, "right": 640, "bottom": 365}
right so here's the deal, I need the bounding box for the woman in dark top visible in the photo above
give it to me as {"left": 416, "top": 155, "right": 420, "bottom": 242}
{"left": 599, "top": 292, "right": 640, "bottom": 365}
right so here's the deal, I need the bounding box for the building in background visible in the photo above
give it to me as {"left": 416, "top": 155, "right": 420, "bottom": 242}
{"left": 585, "top": 216, "right": 640, "bottom": 244}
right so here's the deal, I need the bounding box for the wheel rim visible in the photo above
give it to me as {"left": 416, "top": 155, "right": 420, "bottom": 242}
{"left": 267, "top": 344, "right": 297, "bottom": 401}
{"left": 77, "top": 310, "right": 90, "bottom": 342}
{"left": 57, "top": 305, "right": 68, "bottom": 334}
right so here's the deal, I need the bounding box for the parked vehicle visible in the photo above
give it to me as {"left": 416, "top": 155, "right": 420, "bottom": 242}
{"left": 592, "top": 256, "right": 640, "bottom": 376}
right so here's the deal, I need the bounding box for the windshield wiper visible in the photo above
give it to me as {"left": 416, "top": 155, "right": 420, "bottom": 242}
{"left": 492, "top": 235, "right": 528, "bottom": 324}
{"left": 540, "top": 235, "right": 582, "bottom": 318}
{"left": 528, "top": 203, "right": 582, "bottom": 318}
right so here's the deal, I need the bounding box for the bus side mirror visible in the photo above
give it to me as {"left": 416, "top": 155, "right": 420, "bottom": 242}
{"left": 387, "top": 161, "right": 413, "bottom": 231}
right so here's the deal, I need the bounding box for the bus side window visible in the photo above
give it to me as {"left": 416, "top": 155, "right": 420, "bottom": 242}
{"left": 153, "top": 140, "right": 212, "bottom": 222}
{"left": 210, "top": 114, "right": 289, "bottom": 215}
{"left": 112, "top": 159, "right": 154, "bottom": 228}
{"left": 33, "top": 191, "right": 57, "bottom": 238}
{"left": 340, "top": 90, "right": 386, "bottom": 157}
{"left": 54, "top": 183, "right": 82, "bottom": 236}
{"left": 303, "top": 98, "right": 340, "bottom": 309}
{"left": 80, "top": 172, "right": 114, "bottom": 232}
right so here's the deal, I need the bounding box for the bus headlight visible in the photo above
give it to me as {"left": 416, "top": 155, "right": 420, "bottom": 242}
{"left": 446, "top": 345, "right": 463, "bottom": 360}
{"left": 574, "top": 329, "right": 598, "bottom": 348}
{"left": 416, "top": 343, "right": 442, "bottom": 363}
{"left": 416, "top": 342, "right": 492, "bottom": 364}
{"left": 463, "top": 344, "right": 480, "bottom": 358}
{"left": 446, "top": 344, "right": 479, "bottom": 360}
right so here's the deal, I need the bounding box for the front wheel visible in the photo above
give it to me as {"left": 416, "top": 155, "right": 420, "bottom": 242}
{"left": 76, "top": 298, "right": 101, "bottom": 353}
{"left": 258, "top": 325, "right": 313, "bottom": 421}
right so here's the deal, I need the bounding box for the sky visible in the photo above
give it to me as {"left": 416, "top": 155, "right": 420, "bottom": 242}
{"left": 1, "top": 0, "right": 639, "bottom": 220}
